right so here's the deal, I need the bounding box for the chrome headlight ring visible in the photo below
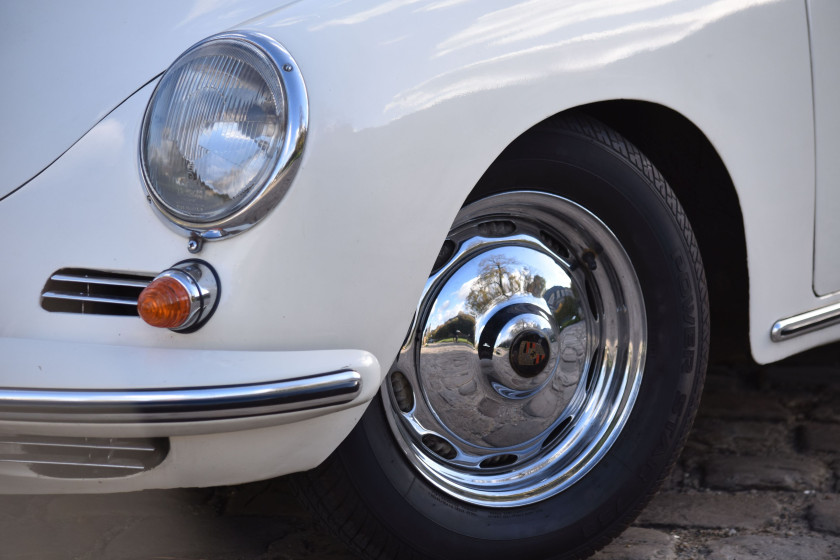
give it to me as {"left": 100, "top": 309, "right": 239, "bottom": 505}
{"left": 139, "top": 31, "right": 308, "bottom": 241}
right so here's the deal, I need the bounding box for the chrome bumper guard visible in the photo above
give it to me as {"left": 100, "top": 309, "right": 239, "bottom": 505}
{"left": 0, "top": 370, "right": 361, "bottom": 423}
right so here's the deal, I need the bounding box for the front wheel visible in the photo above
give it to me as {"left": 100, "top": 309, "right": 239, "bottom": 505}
{"left": 294, "top": 114, "right": 708, "bottom": 560}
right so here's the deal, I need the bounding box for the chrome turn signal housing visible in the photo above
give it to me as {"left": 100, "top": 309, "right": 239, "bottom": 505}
{"left": 138, "top": 260, "right": 219, "bottom": 332}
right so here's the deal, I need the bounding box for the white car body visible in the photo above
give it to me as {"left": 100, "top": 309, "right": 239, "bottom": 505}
{"left": 0, "top": 0, "right": 836, "bottom": 495}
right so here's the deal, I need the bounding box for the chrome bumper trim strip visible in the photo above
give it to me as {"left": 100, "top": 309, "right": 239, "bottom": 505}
{"left": 0, "top": 438, "right": 156, "bottom": 452}
{"left": 0, "top": 457, "right": 147, "bottom": 470}
{"left": 0, "top": 370, "right": 361, "bottom": 423}
{"left": 771, "top": 301, "right": 840, "bottom": 341}
{"left": 41, "top": 291, "right": 139, "bottom": 306}
{"left": 49, "top": 274, "right": 151, "bottom": 289}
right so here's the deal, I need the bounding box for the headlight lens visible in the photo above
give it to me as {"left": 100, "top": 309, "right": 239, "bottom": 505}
{"left": 140, "top": 32, "right": 307, "bottom": 237}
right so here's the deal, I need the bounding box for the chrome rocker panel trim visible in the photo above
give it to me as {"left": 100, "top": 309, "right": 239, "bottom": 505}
{"left": 0, "top": 370, "right": 361, "bottom": 423}
{"left": 771, "top": 301, "right": 840, "bottom": 341}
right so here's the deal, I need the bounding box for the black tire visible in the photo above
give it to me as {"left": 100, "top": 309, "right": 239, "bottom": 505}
{"left": 293, "top": 114, "right": 709, "bottom": 560}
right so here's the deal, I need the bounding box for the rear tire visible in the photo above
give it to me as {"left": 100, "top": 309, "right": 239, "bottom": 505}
{"left": 293, "top": 114, "right": 708, "bottom": 560}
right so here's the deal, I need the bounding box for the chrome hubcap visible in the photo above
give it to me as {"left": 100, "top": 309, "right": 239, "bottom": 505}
{"left": 384, "top": 192, "right": 647, "bottom": 507}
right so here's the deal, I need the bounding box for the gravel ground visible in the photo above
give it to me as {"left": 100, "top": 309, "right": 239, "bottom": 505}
{"left": 2, "top": 348, "right": 839, "bottom": 560}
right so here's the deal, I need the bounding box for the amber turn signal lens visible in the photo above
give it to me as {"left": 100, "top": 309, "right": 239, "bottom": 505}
{"left": 138, "top": 276, "right": 193, "bottom": 329}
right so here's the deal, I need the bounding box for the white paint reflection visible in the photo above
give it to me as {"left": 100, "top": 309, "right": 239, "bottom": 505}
{"left": 387, "top": 0, "right": 779, "bottom": 114}
{"left": 75, "top": 119, "right": 126, "bottom": 160}
{"left": 267, "top": 15, "right": 309, "bottom": 28}
{"left": 416, "top": 0, "right": 475, "bottom": 12}
{"left": 180, "top": 0, "right": 229, "bottom": 25}
{"left": 436, "top": 0, "right": 676, "bottom": 56}
{"left": 312, "top": 0, "right": 425, "bottom": 29}
{"left": 177, "top": 0, "right": 304, "bottom": 29}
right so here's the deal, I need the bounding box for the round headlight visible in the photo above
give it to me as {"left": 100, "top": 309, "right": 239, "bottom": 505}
{"left": 140, "top": 31, "right": 307, "bottom": 239}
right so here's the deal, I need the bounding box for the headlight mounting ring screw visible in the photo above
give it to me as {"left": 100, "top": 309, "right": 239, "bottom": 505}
{"left": 187, "top": 236, "right": 203, "bottom": 254}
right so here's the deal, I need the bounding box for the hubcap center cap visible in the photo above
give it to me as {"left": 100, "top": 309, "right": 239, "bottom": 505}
{"left": 509, "top": 331, "right": 550, "bottom": 378}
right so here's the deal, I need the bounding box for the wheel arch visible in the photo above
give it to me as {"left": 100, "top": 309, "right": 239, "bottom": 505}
{"left": 468, "top": 100, "right": 750, "bottom": 365}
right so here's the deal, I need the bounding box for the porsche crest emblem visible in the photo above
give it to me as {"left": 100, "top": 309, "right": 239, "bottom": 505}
{"left": 517, "top": 340, "right": 546, "bottom": 366}
{"left": 508, "top": 332, "right": 550, "bottom": 378}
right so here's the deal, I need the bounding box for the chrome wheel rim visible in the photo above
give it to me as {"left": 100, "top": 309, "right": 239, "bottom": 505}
{"left": 383, "top": 191, "right": 647, "bottom": 507}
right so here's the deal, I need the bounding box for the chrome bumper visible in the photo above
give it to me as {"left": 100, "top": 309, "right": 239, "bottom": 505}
{"left": 0, "top": 370, "right": 361, "bottom": 423}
